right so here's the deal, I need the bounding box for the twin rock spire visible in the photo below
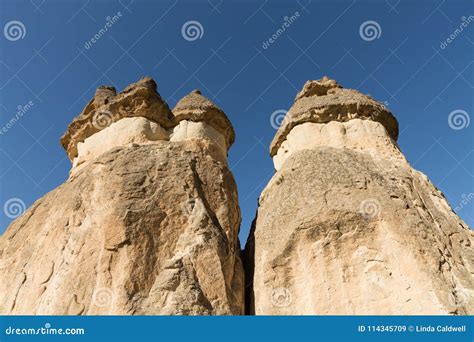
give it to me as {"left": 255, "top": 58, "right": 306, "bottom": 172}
{"left": 0, "top": 76, "right": 472, "bottom": 315}
{"left": 61, "top": 76, "right": 234, "bottom": 171}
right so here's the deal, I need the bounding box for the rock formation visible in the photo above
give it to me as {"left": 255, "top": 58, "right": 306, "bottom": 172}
{"left": 245, "top": 77, "right": 474, "bottom": 315}
{"left": 0, "top": 77, "right": 244, "bottom": 315}
{"left": 1, "top": 75, "right": 472, "bottom": 317}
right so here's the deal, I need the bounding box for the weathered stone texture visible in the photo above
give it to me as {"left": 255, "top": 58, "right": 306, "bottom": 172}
{"left": 246, "top": 77, "right": 473, "bottom": 315}
{"left": 0, "top": 77, "right": 244, "bottom": 315}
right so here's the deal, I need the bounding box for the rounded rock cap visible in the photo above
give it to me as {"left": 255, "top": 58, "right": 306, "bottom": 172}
{"left": 122, "top": 76, "right": 158, "bottom": 92}
{"left": 61, "top": 76, "right": 172, "bottom": 160}
{"left": 172, "top": 90, "right": 235, "bottom": 148}
{"left": 96, "top": 86, "right": 117, "bottom": 94}
{"left": 269, "top": 76, "right": 399, "bottom": 156}
{"left": 94, "top": 86, "right": 117, "bottom": 106}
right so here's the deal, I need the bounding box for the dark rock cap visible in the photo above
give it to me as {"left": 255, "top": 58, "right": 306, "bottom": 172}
{"left": 61, "top": 76, "right": 172, "bottom": 160}
{"left": 172, "top": 90, "right": 235, "bottom": 148}
{"left": 269, "top": 76, "right": 399, "bottom": 157}
{"left": 61, "top": 77, "right": 237, "bottom": 160}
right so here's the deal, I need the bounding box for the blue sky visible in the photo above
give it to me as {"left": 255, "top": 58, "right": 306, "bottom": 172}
{"left": 0, "top": 0, "right": 472, "bottom": 244}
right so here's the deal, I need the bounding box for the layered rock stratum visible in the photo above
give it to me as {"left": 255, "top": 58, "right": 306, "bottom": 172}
{"left": 245, "top": 77, "right": 474, "bottom": 315}
{"left": 0, "top": 77, "right": 244, "bottom": 315}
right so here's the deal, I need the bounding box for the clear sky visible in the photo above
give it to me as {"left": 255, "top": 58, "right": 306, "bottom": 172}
{"left": 0, "top": 0, "right": 472, "bottom": 245}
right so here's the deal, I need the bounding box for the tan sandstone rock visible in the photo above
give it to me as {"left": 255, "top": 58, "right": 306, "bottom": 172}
{"left": 245, "top": 77, "right": 474, "bottom": 315}
{"left": 0, "top": 77, "right": 244, "bottom": 315}
{"left": 60, "top": 77, "right": 173, "bottom": 161}
{"left": 269, "top": 76, "right": 398, "bottom": 157}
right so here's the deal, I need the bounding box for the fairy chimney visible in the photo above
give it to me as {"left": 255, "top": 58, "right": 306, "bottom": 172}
{"left": 0, "top": 77, "right": 244, "bottom": 315}
{"left": 245, "top": 77, "right": 474, "bottom": 315}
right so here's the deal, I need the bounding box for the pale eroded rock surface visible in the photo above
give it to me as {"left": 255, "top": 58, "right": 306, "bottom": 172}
{"left": 1, "top": 75, "right": 472, "bottom": 316}
{"left": 0, "top": 77, "right": 244, "bottom": 315}
{"left": 245, "top": 77, "right": 474, "bottom": 315}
